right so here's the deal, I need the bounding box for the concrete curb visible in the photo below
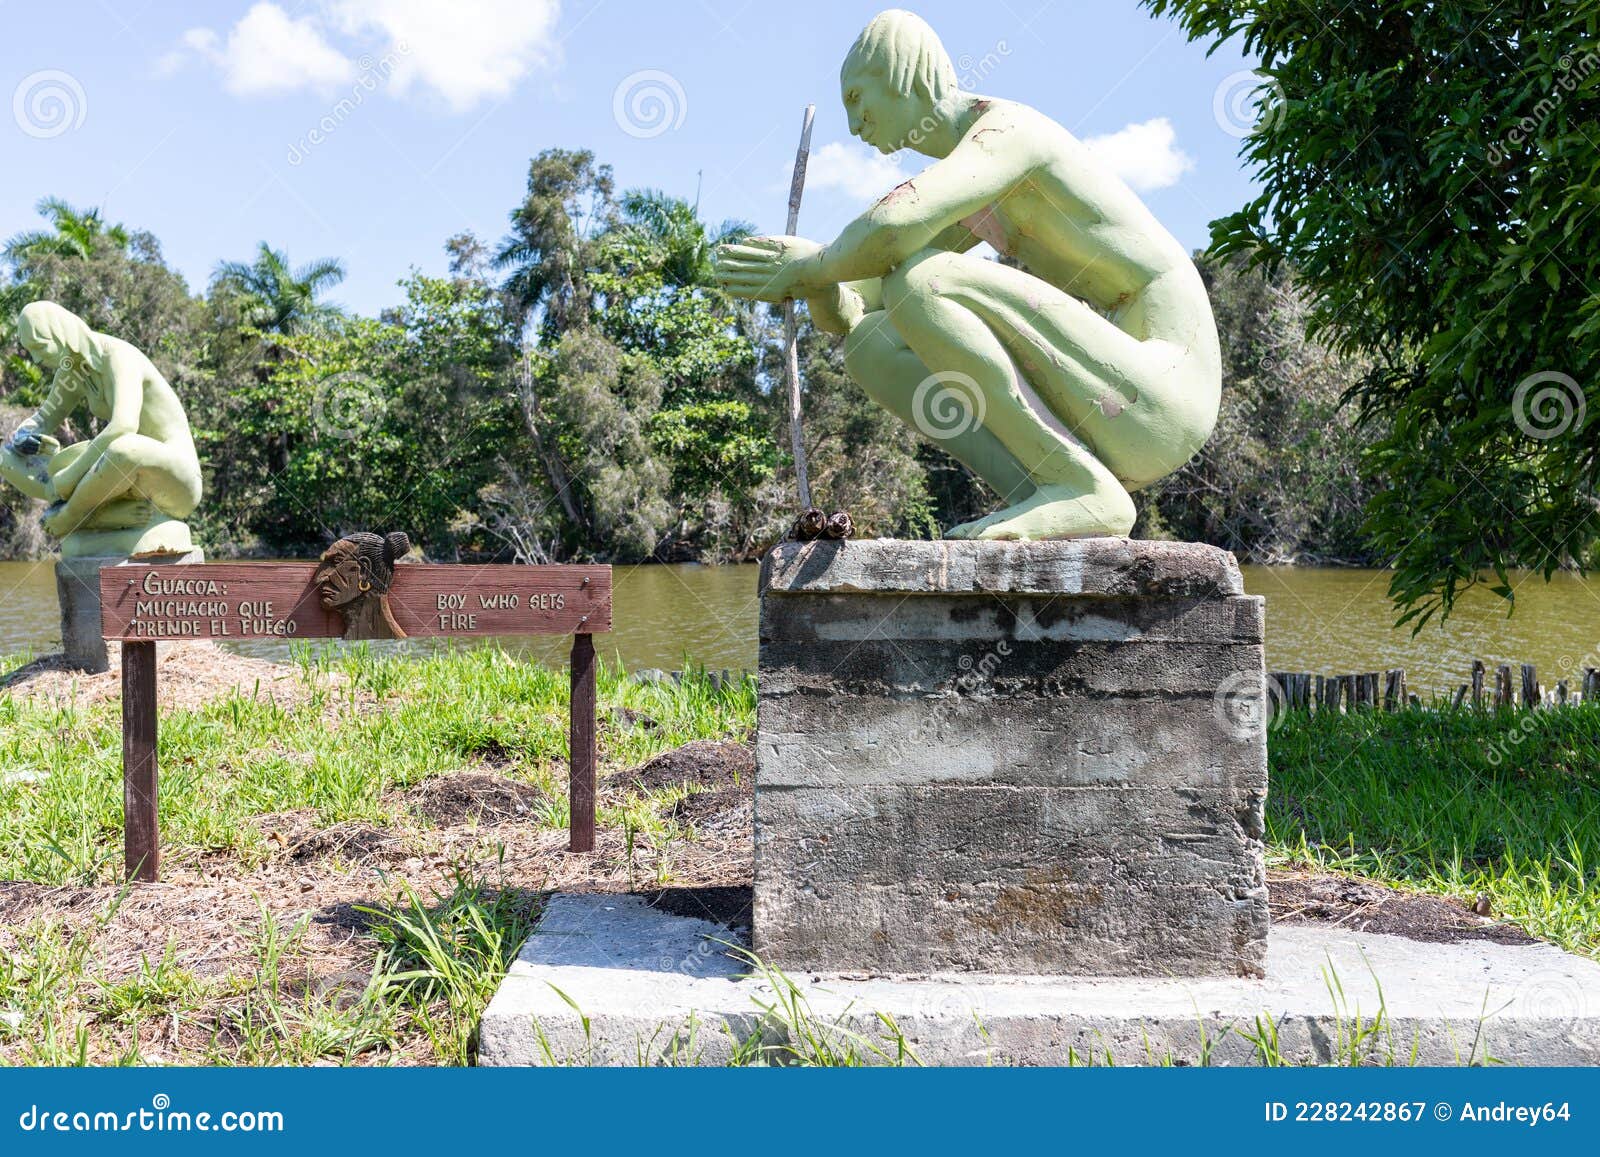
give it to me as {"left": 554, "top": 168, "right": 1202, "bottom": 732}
{"left": 478, "top": 894, "right": 1600, "bottom": 1067}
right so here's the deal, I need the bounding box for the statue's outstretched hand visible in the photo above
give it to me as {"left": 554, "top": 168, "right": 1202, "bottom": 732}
{"left": 713, "top": 236, "right": 822, "bottom": 303}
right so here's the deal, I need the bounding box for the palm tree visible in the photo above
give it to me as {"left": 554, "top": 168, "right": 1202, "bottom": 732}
{"left": 4, "top": 197, "right": 130, "bottom": 263}
{"left": 212, "top": 242, "right": 346, "bottom": 335}
{"left": 494, "top": 148, "right": 617, "bottom": 333}
{"left": 618, "top": 189, "right": 751, "bottom": 289}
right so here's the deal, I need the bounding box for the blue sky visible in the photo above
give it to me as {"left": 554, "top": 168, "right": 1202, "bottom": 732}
{"left": 3, "top": 1, "right": 1261, "bottom": 316}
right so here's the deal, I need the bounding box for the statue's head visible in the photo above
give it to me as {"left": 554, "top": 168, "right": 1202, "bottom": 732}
{"left": 314, "top": 531, "right": 410, "bottom": 611}
{"left": 841, "top": 9, "right": 958, "bottom": 155}
{"left": 16, "top": 301, "right": 93, "bottom": 371}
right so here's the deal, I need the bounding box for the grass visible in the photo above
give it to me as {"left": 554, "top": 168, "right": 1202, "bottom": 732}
{"left": 0, "top": 645, "right": 751, "bottom": 1065}
{"left": 1268, "top": 703, "right": 1600, "bottom": 957}
{"left": 0, "top": 644, "right": 752, "bottom": 887}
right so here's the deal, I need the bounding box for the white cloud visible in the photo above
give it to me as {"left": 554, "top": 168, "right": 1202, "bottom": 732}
{"left": 165, "top": 0, "right": 560, "bottom": 110}
{"left": 330, "top": 0, "right": 560, "bottom": 112}
{"left": 1082, "top": 117, "right": 1194, "bottom": 193}
{"left": 184, "top": 4, "right": 355, "bottom": 97}
{"left": 801, "top": 141, "right": 911, "bottom": 201}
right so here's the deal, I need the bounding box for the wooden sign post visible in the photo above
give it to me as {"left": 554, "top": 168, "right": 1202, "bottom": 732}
{"left": 101, "top": 545, "right": 612, "bottom": 882}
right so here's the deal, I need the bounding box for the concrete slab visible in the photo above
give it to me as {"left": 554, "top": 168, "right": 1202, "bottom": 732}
{"left": 478, "top": 893, "right": 1600, "bottom": 1067}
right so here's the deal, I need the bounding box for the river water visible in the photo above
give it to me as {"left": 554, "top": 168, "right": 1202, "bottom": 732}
{"left": 5, "top": 558, "right": 1600, "bottom": 696}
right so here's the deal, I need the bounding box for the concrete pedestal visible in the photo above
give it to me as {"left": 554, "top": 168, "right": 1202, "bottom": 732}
{"left": 55, "top": 549, "right": 205, "bottom": 672}
{"left": 755, "top": 538, "right": 1269, "bottom": 978}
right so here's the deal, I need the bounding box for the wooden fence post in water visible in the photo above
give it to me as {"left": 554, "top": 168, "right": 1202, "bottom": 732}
{"left": 1521, "top": 664, "right": 1538, "bottom": 710}
{"left": 1472, "top": 659, "right": 1485, "bottom": 709}
{"left": 122, "top": 641, "right": 159, "bottom": 883}
{"left": 1495, "top": 664, "right": 1513, "bottom": 709}
{"left": 568, "top": 632, "right": 597, "bottom": 854}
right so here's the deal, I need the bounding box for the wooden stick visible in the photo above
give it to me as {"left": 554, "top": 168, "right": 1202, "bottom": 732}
{"left": 783, "top": 104, "right": 816, "bottom": 511}
{"left": 568, "top": 632, "right": 597, "bottom": 853}
{"left": 122, "top": 641, "right": 159, "bottom": 882}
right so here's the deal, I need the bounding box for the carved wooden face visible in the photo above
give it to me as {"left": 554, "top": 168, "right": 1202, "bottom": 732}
{"left": 313, "top": 540, "right": 367, "bottom": 610}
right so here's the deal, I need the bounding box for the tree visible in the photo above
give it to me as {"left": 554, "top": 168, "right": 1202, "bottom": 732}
{"left": 244, "top": 273, "right": 517, "bottom": 555}
{"left": 616, "top": 189, "right": 751, "bottom": 291}
{"left": 1144, "top": 0, "right": 1600, "bottom": 626}
{"left": 1139, "top": 256, "right": 1378, "bottom": 563}
{"left": 494, "top": 149, "right": 616, "bottom": 332}
{"left": 4, "top": 197, "right": 130, "bottom": 264}
{"left": 212, "top": 243, "right": 346, "bottom": 336}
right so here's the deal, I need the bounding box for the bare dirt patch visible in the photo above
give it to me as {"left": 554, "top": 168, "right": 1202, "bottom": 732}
{"left": 1, "top": 641, "right": 341, "bottom": 710}
{"left": 405, "top": 773, "right": 546, "bottom": 826}
{"left": 1268, "top": 869, "right": 1536, "bottom": 945}
{"left": 613, "top": 739, "right": 753, "bottom": 793}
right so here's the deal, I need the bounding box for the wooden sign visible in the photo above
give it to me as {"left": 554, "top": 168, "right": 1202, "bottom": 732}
{"left": 101, "top": 563, "right": 612, "bottom": 641}
{"left": 104, "top": 535, "right": 611, "bottom": 883}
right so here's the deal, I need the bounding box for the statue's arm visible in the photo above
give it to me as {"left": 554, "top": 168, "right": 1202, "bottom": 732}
{"left": 805, "top": 226, "right": 976, "bottom": 335}
{"left": 51, "top": 350, "right": 144, "bottom": 496}
{"left": 7, "top": 371, "right": 80, "bottom": 453}
{"left": 794, "top": 128, "right": 1033, "bottom": 289}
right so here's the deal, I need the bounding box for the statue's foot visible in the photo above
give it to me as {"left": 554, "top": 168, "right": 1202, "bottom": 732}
{"left": 60, "top": 515, "right": 196, "bottom": 560}
{"left": 945, "top": 483, "right": 1135, "bottom": 541}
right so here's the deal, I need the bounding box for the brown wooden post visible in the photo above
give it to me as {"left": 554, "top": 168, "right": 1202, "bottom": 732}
{"left": 122, "top": 641, "right": 159, "bottom": 882}
{"left": 1471, "top": 659, "right": 1485, "bottom": 709}
{"left": 568, "top": 632, "right": 597, "bottom": 853}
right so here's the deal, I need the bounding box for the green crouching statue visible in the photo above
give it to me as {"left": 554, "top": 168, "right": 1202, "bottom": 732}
{"left": 0, "top": 301, "right": 203, "bottom": 559}
{"left": 714, "top": 9, "right": 1221, "bottom": 540}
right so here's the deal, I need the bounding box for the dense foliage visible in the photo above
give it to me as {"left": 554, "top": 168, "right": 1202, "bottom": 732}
{"left": 1145, "top": 0, "right": 1600, "bottom": 623}
{"left": 2, "top": 156, "right": 1371, "bottom": 565}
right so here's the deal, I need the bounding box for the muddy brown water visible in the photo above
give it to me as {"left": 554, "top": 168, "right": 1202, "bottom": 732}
{"left": 5, "top": 558, "right": 1600, "bottom": 695}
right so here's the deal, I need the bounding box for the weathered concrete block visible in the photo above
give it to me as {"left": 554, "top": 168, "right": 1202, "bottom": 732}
{"left": 55, "top": 550, "right": 205, "bottom": 673}
{"left": 755, "top": 538, "right": 1268, "bottom": 977}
